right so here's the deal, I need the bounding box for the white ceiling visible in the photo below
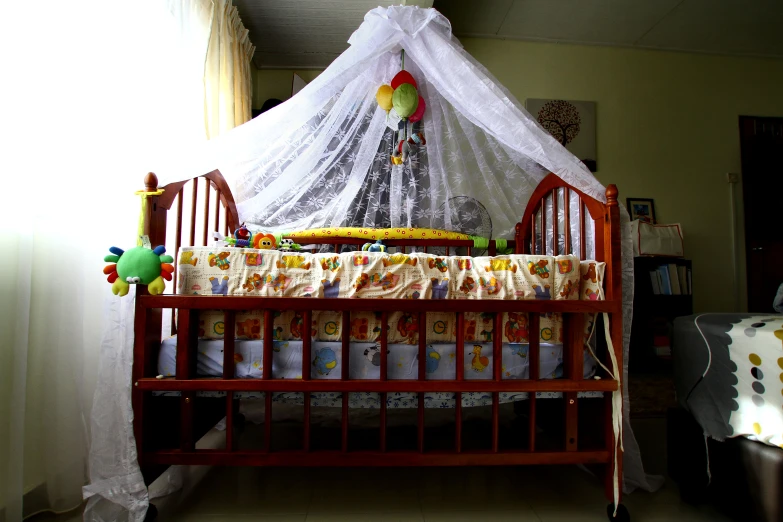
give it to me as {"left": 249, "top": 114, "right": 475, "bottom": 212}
{"left": 234, "top": 0, "right": 783, "bottom": 69}
{"left": 434, "top": 0, "right": 783, "bottom": 58}
{"left": 233, "top": 0, "right": 401, "bottom": 69}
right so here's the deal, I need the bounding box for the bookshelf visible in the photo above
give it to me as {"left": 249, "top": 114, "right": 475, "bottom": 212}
{"left": 630, "top": 256, "right": 693, "bottom": 372}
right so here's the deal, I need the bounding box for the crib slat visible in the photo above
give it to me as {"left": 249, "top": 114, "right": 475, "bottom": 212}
{"left": 189, "top": 180, "right": 198, "bottom": 246}
{"left": 565, "top": 313, "right": 584, "bottom": 453}
{"left": 531, "top": 215, "right": 536, "bottom": 255}
{"left": 418, "top": 313, "right": 426, "bottom": 452}
{"left": 301, "top": 309, "right": 312, "bottom": 447}
{"left": 263, "top": 311, "right": 273, "bottom": 380}
{"left": 456, "top": 312, "right": 464, "bottom": 452}
{"left": 466, "top": 246, "right": 471, "bottom": 256}
{"left": 380, "top": 312, "right": 389, "bottom": 381}
{"left": 552, "top": 188, "right": 559, "bottom": 256}
{"left": 492, "top": 312, "right": 502, "bottom": 452}
{"left": 380, "top": 312, "right": 388, "bottom": 452}
{"left": 171, "top": 189, "right": 184, "bottom": 335}
{"left": 262, "top": 308, "right": 273, "bottom": 451}
{"left": 541, "top": 196, "right": 547, "bottom": 255}
{"left": 580, "top": 200, "right": 586, "bottom": 260}
{"left": 177, "top": 309, "right": 198, "bottom": 452}
{"left": 342, "top": 310, "right": 350, "bottom": 452}
{"left": 529, "top": 313, "right": 540, "bottom": 452}
{"left": 302, "top": 310, "right": 312, "bottom": 381}
{"left": 214, "top": 188, "right": 221, "bottom": 237}
{"left": 565, "top": 314, "right": 585, "bottom": 381}
{"left": 529, "top": 313, "right": 540, "bottom": 381}
{"left": 341, "top": 311, "right": 350, "bottom": 381}
{"left": 493, "top": 313, "right": 502, "bottom": 381}
{"left": 223, "top": 208, "right": 229, "bottom": 236}
{"left": 418, "top": 314, "right": 426, "bottom": 382}
{"left": 564, "top": 188, "right": 571, "bottom": 255}
{"left": 202, "top": 178, "right": 210, "bottom": 245}
{"left": 176, "top": 310, "right": 198, "bottom": 378}
{"left": 175, "top": 188, "right": 184, "bottom": 253}
{"left": 222, "top": 312, "right": 236, "bottom": 379}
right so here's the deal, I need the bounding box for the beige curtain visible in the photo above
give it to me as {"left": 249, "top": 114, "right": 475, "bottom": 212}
{"left": 204, "top": 0, "right": 256, "bottom": 139}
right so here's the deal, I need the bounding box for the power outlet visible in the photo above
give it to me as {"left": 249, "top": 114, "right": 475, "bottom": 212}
{"left": 727, "top": 172, "right": 740, "bottom": 183}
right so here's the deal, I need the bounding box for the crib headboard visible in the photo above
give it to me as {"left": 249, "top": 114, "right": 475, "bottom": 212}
{"left": 516, "top": 172, "right": 622, "bottom": 303}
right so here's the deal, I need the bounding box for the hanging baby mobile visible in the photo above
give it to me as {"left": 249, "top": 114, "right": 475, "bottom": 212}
{"left": 375, "top": 49, "right": 426, "bottom": 166}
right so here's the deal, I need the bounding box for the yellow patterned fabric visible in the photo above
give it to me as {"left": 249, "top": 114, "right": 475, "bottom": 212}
{"left": 286, "top": 227, "right": 470, "bottom": 241}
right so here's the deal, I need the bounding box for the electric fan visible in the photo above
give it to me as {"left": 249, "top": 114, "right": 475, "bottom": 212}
{"left": 435, "top": 196, "right": 492, "bottom": 256}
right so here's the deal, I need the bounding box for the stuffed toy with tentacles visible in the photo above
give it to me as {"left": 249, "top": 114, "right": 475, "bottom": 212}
{"left": 103, "top": 245, "right": 174, "bottom": 296}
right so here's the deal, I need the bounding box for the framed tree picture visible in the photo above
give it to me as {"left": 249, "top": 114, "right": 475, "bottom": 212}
{"left": 526, "top": 98, "right": 597, "bottom": 172}
{"left": 626, "top": 198, "right": 656, "bottom": 223}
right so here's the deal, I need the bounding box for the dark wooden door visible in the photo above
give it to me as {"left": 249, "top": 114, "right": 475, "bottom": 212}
{"left": 740, "top": 116, "right": 783, "bottom": 312}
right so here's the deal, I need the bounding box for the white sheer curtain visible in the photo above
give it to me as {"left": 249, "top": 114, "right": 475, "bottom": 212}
{"left": 1, "top": 1, "right": 252, "bottom": 520}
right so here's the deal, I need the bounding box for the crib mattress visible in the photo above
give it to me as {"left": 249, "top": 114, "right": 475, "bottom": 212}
{"left": 156, "top": 337, "right": 600, "bottom": 408}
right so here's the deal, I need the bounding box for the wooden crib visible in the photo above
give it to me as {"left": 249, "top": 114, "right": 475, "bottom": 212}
{"left": 131, "top": 170, "right": 627, "bottom": 520}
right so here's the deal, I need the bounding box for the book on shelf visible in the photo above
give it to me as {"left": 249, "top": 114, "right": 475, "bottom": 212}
{"left": 668, "top": 264, "right": 681, "bottom": 295}
{"left": 649, "top": 271, "right": 661, "bottom": 294}
{"left": 677, "top": 266, "right": 688, "bottom": 295}
{"left": 687, "top": 269, "right": 692, "bottom": 295}
{"left": 657, "top": 265, "right": 672, "bottom": 295}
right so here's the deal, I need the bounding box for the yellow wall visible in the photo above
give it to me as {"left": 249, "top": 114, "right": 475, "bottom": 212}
{"left": 253, "top": 69, "right": 322, "bottom": 108}
{"left": 253, "top": 41, "right": 783, "bottom": 313}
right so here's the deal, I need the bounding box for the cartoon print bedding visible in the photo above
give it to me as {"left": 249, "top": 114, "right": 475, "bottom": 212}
{"left": 166, "top": 248, "right": 606, "bottom": 407}
{"left": 156, "top": 337, "right": 600, "bottom": 407}
{"left": 673, "top": 314, "right": 783, "bottom": 448}
{"left": 176, "top": 247, "right": 605, "bottom": 301}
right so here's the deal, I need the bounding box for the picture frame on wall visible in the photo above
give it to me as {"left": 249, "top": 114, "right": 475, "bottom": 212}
{"left": 626, "top": 198, "right": 656, "bottom": 223}
{"left": 525, "top": 98, "right": 597, "bottom": 172}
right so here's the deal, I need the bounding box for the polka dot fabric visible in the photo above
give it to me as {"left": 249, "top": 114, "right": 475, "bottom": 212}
{"left": 727, "top": 316, "right": 783, "bottom": 447}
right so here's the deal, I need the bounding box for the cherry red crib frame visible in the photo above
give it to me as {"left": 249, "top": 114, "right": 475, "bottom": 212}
{"left": 130, "top": 170, "right": 624, "bottom": 509}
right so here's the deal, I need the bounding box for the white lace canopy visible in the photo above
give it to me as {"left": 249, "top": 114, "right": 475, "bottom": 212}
{"left": 87, "top": 6, "right": 659, "bottom": 521}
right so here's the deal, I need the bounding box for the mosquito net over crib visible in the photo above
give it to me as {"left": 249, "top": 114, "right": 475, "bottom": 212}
{"left": 86, "top": 6, "right": 659, "bottom": 521}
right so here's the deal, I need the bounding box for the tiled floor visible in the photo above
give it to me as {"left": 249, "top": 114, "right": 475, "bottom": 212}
{"left": 29, "top": 418, "right": 732, "bottom": 522}
{"left": 153, "top": 463, "right": 729, "bottom": 521}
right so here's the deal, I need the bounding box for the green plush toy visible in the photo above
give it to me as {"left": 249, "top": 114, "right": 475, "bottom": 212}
{"left": 392, "top": 83, "right": 419, "bottom": 118}
{"left": 103, "top": 245, "right": 174, "bottom": 296}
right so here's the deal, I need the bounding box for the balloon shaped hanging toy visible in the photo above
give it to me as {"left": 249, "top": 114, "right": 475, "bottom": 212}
{"left": 391, "top": 70, "right": 417, "bottom": 90}
{"left": 392, "top": 83, "right": 419, "bottom": 119}
{"left": 408, "top": 95, "right": 426, "bottom": 123}
{"left": 376, "top": 84, "right": 394, "bottom": 112}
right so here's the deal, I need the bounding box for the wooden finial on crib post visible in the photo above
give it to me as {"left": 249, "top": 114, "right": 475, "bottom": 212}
{"left": 144, "top": 172, "right": 159, "bottom": 192}
{"left": 606, "top": 184, "right": 618, "bottom": 206}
